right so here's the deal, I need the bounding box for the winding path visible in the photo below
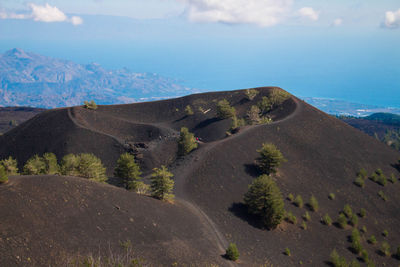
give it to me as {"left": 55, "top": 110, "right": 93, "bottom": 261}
{"left": 66, "top": 97, "right": 302, "bottom": 266}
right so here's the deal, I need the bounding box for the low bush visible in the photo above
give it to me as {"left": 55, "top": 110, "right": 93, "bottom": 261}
{"left": 350, "top": 214, "right": 358, "bottom": 227}
{"left": 381, "top": 241, "right": 391, "bottom": 256}
{"left": 303, "top": 211, "right": 311, "bottom": 221}
{"left": 286, "top": 211, "right": 297, "bottom": 224}
{"left": 185, "top": 105, "right": 194, "bottom": 116}
{"left": 301, "top": 221, "right": 307, "bottom": 230}
{"left": 357, "top": 168, "right": 368, "bottom": 179}
{"left": 247, "top": 105, "right": 261, "bottom": 124}
{"left": 368, "top": 235, "right": 377, "bottom": 244}
{"left": 354, "top": 176, "right": 365, "bottom": 187}
{"left": 351, "top": 229, "right": 361, "bottom": 242}
{"left": 216, "top": 99, "right": 236, "bottom": 119}
{"left": 361, "top": 249, "right": 369, "bottom": 262}
{"left": 178, "top": 127, "right": 198, "bottom": 156}
{"left": 308, "top": 195, "right": 319, "bottom": 212}
{"left": 382, "top": 230, "right": 388, "bottom": 237}
{"left": 389, "top": 173, "right": 397, "bottom": 184}
{"left": 245, "top": 88, "right": 259, "bottom": 100}
{"left": 378, "top": 190, "right": 388, "bottom": 201}
{"left": 0, "top": 156, "right": 19, "bottom": 175}
{"left": 84, "top": 100, "right": 98, "bottom": 110}
{"left": 225, "top": 243, "right": 239, "bottom": 261}
{"left": 23, "top": 155, "right": 46, "bottom": 175}
{"left": 294, "top": 195, "right": 304, "bottom": 208}
{"left": 343, "top": 204, "right": 352, "bottom": 218}
{"left": 0, "top": 165, "right": 8, "bottom": 184}
{"left": 337, "top": 213, "right": 348, "bottom": 229}
{"left": 323, "top": 214, "right": 332, "bottom": 226}
{"left": 284, "top": 248, "right": 291, "bottom": 256}
{"left": 287, "top": 193, "right": 294, "bottom": 202}
{"left": 76, "top": 153, "right": 107, "bottom": 182}
{"left": 328, "top": 193, "right": 335, "bottom": 200}
{"left": 361, "top": 226, "right": 367, "bottom": 234}
{"left": 330, "top": 249, "right": 347, "bottom": 267}
{"left": 359, "top": 208, "right": 366, "bottom": 218}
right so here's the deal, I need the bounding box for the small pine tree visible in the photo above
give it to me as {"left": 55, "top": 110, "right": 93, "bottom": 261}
{"left": 357, "top": 168, "right": 368, "bottom": 179}
{"left": 287, "top": 193, "right": 294, "bottom": 202}
{"left": 114, "top": 153, "right": 142, "bottom": 190}
{"left": 216, "top": 99, "right": 236, "bottom": 119}
{"left": 43, "top": 152, "right": 59, "bottom": 174}
{"left": 359, "top": 208, "right": 366, "bottom": 218}
{"left": 350, "top": 214, "right": 358, "bottom": 227}
{"left": 185, "top": 105, "right": 194, "bottom": 116}
{"left": 368, "top": 235, "right": 377, "bottom": 244}
{"left": 84, "top": 100, "right": 98, "bottom": 110}
{"left": 337, "top": 213, "right": 348, "bottom": 229}
{"left": 330, "top": 249, "right": 347, "bottom": 267}
{"left": 0, "top": 165, "right": 8, "bottom": 184}
{"left": 303, "top": 211, "right": 311, "bottom": 221}
{"left": 354, "top": 176, "right": 365, "bottom": 187}
{"left": 245, "top": 88, "right": 259, "bottom": 100}
{"left": 256, "top": 143, "right": 286, "bottom": 175}
{"left": 178, "top": 127, "right": 198, "bottom": 156}
{"left": 247, "top": 105, "right": 261, "bottom": 124}
{"left": 76, "top": 153, "right": 107, "bottom": 182}
{"left": 284, "top": 248, "right": 291, "bottom": 256}
{"left": 309, "top": 195, "right": 319, "bottom": 212}
{"left": 225, "top": 243, "right": 239, "bottom": 261}
{"left": 23, "top": 155, "right": 46, "bottom": 175}
{"left": 60, "top": 154, "right": 79, "bottom": 176}
{"left": 286, "top": 211, "right": 297, "bottom": 224}
{"left": 382, "top": 230, "right": 388, "bottom": 237}
{"left": 395, "top": 246, "right": 400, "bottom": 259}
{"left": 328, "top": 193, "right": 335, "bottom": 200}
{"left": 361, "top": 249, "right": 369, "bottom": 262}
{"left": 150, "top": 166, "right": 174, "bottom": 201}
{"left": 0, "top": 156, "right": 19, "bottom": 175}
{"left": 244, "top": 174, "right": 285, "bottom": 229}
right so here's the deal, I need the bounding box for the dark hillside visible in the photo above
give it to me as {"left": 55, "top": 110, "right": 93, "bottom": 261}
{"left": 0, "top": 87, "right": 399, "bottom": 266}
{"left": 0, "top": 175, "right": 224, "bottom": 266}
{"left": 0, "top": 107, "right": 44, "bottom": 134}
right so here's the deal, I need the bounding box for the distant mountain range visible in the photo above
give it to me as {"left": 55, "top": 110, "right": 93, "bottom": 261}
{"left": 0, "top": 48, "right": 196, "bottom": 108}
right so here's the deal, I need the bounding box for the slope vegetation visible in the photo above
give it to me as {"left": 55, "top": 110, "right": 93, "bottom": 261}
{"left": 0, "top": 87, "right": 399, "bottom": 266}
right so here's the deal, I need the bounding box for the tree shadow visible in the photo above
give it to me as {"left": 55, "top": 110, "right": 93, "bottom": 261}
{"left": 174, "top": 115, "right": 188, "bottom": 123}
{"left": 106, "top": 176, "right": 126, "bottom": 188}
{"left": 228, "top": 202, "right": 265, "bottom": 230}
{"left": 244, "top": 163, "right": 260, "bottom": 177}
{"left": 391, "top": 162, "right": 400, "bottom": 173}
{"left": 193, "top": 118, "right": 220, "bottom": 130}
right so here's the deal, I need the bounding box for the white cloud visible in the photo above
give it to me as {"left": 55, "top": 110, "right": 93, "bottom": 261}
{"left": 70, "top": 16, "right": 83, "bottom": 25}
{"left": 29, "top": 3, "right": 67, "bottom": 22}
{"left": 178, "top": 0, "right": 293, "bottom": 27}
{"left": 297, "top": 7, "right": 319, "bottom": 21}
{"left": 0, "top": 3, "right": 83, "bottom": 26}
{"left": 383, "top": 9, "right": 400, "bottom": 29}
{"left": 332, "top": 18, "right": 343, "bottom": 26}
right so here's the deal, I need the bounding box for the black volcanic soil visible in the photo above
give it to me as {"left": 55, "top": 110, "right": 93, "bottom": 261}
{"left": 0, "top": 107, "right": 45, "bottom": 134}
{"left": 0, "top": 87, "right": 399, "bottom": 266}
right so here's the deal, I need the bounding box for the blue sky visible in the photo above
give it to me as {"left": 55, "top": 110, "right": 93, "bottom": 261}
{"left": 0, "top": 1, "right": 399, "bottom": 107}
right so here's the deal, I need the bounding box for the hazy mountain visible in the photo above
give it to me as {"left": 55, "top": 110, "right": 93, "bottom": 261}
{"left": 0, "top": 48, "right": 195, "bottom": 108}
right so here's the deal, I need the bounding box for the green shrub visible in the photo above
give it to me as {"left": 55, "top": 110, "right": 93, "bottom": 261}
{"left": 244, "top": 174, "right": 285, "bottom": 229}
{"left": 245, "top": 88, "right": 259, "bottom": 100}
{"left": 23, "top": 155, "right": 45, "bottom": 175}
{"left": 378, "top": 190, "right": 388, "bottom": 201}
{"left": 134, "top": 181, "right": 150, "bottom": 195}
{"left": 225, "top": 243, "right": 239, "bottom": 261}
{"left": 60, "top": 154, "right": 79, "bottom": 176}
{"left": 84, "top": 100, "right": 97, "bottom": 110}
{"left": 0, "top": 156, "right": 19, "bottom": 175}
{"left": 349, "top": 260, "right": 360, "bottom": 267}
{"left": 330, "top": 249, "right": 347, "bottom": 267}
{"left": 368, "top": 235, "right": 377, "bottom": 244}
{"left": 377, "top": 174, "right": 387, "bottom": 186}
{"left": 0, "top": 165, "right": 8, "bottom": 184}
{"left": 43, "top": 152, "right": 59, "bottom": 174}
{"left": 259, "top": 116, "right": 272, "bottom": 124}
{"left": 359, "top": 208, "right": 366, "bottom": 218}
{"left": 178, "top": 127, "right": 198, "bottom": 156}
{"left": 343, "top": 204, "right": 352, "bottom": 218}
{"left": 395, "top": 246, "right": 400, "bottom": 259}
{"left": 150, "top": 166, "right": 174, "bottom": 201}
{"left": 351, "top": 239, "right": 362, "bottom": 255}
{"left": 361, "top": 226, "right": 367, "bottom": 233}
{"left": 381, "top": 241, "right": 391, "bottom": 256}
{"left": 286, "top": 211, "right": 297, "bottom": 224}
{"left": 389, "top": 173, "right": 397, "bottom": 184}
{"left": 370, "top": 172, "right": 378, "bottom": 182}
{"left": 357, "top": 168, "right": 368, "bottom": 179}
{"left": 323, "top": 214, "right": 332, "bottom": 226}
{"left": 76, "top": 153, "right": 107, "bottom": 182}
{"left": 328, "top": 193, "right": 335, "bottom": 200}
{"left": 287, "top": 193, "right": 294, "bottom": 202}
{"left": 354, "top": 176, "right": 365, "bottom": 187}
{"left": 351, "top": 229, "right": 361, "bottom": 242}
{"left": 185, "top": 105, "right": 194, "bottom": 116}
{"left": 337, "top": 213, "right": 348, "bottom": 229}
{"left": 294, "top": 195, "right": 304, "bottom": 208}
{"left": 216, "top": 99, "right": 236, "bottom": 119}
{"left": 308, "top": 195, "right": 319, "bottom": 212}
{"left": 284, "top": 248, "right": 291, "bottom": 256}
{"left": 361, "top": 249, "right": 369, "bottom": 262}
{"left": 382, "top": 230, "right": 388, "bottom": 237}
{"left": 303, "top": 211, "right": 311, "bottom": 221}
{"left": 247, "top": 105, "right": 261, "bottom": 124}
{"left": 256, "top": 143, "right": 286, "bottom": 175}
{"left": 301, "top": 221, "right": 307, "bottom": 230}
{"left": 230, "top": 115, "right": 246, "bottom": 131}
{"left": 114, "top": 153, "right": 142, "bottom": 190}
{"left": 350, "top": 214, "right": 358, "bottom": 227}
{"left": 258, "top": 89, "right": 290, "bottom": 114}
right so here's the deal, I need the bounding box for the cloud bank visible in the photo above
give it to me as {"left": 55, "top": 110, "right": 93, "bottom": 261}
{"left": 332, "top": 18, "right": 343, "bottom": 27}
{"left": 178, "top": 0, "right": 293, "bottom": 27}
{"left": 297, "top": 7, "right": 319, "bottom": 21}
{"left": 0, "top": 3, "right": 83, "bottom": 26}
{"left": 383, "top": 9, "right": 400, "bottom": 29}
